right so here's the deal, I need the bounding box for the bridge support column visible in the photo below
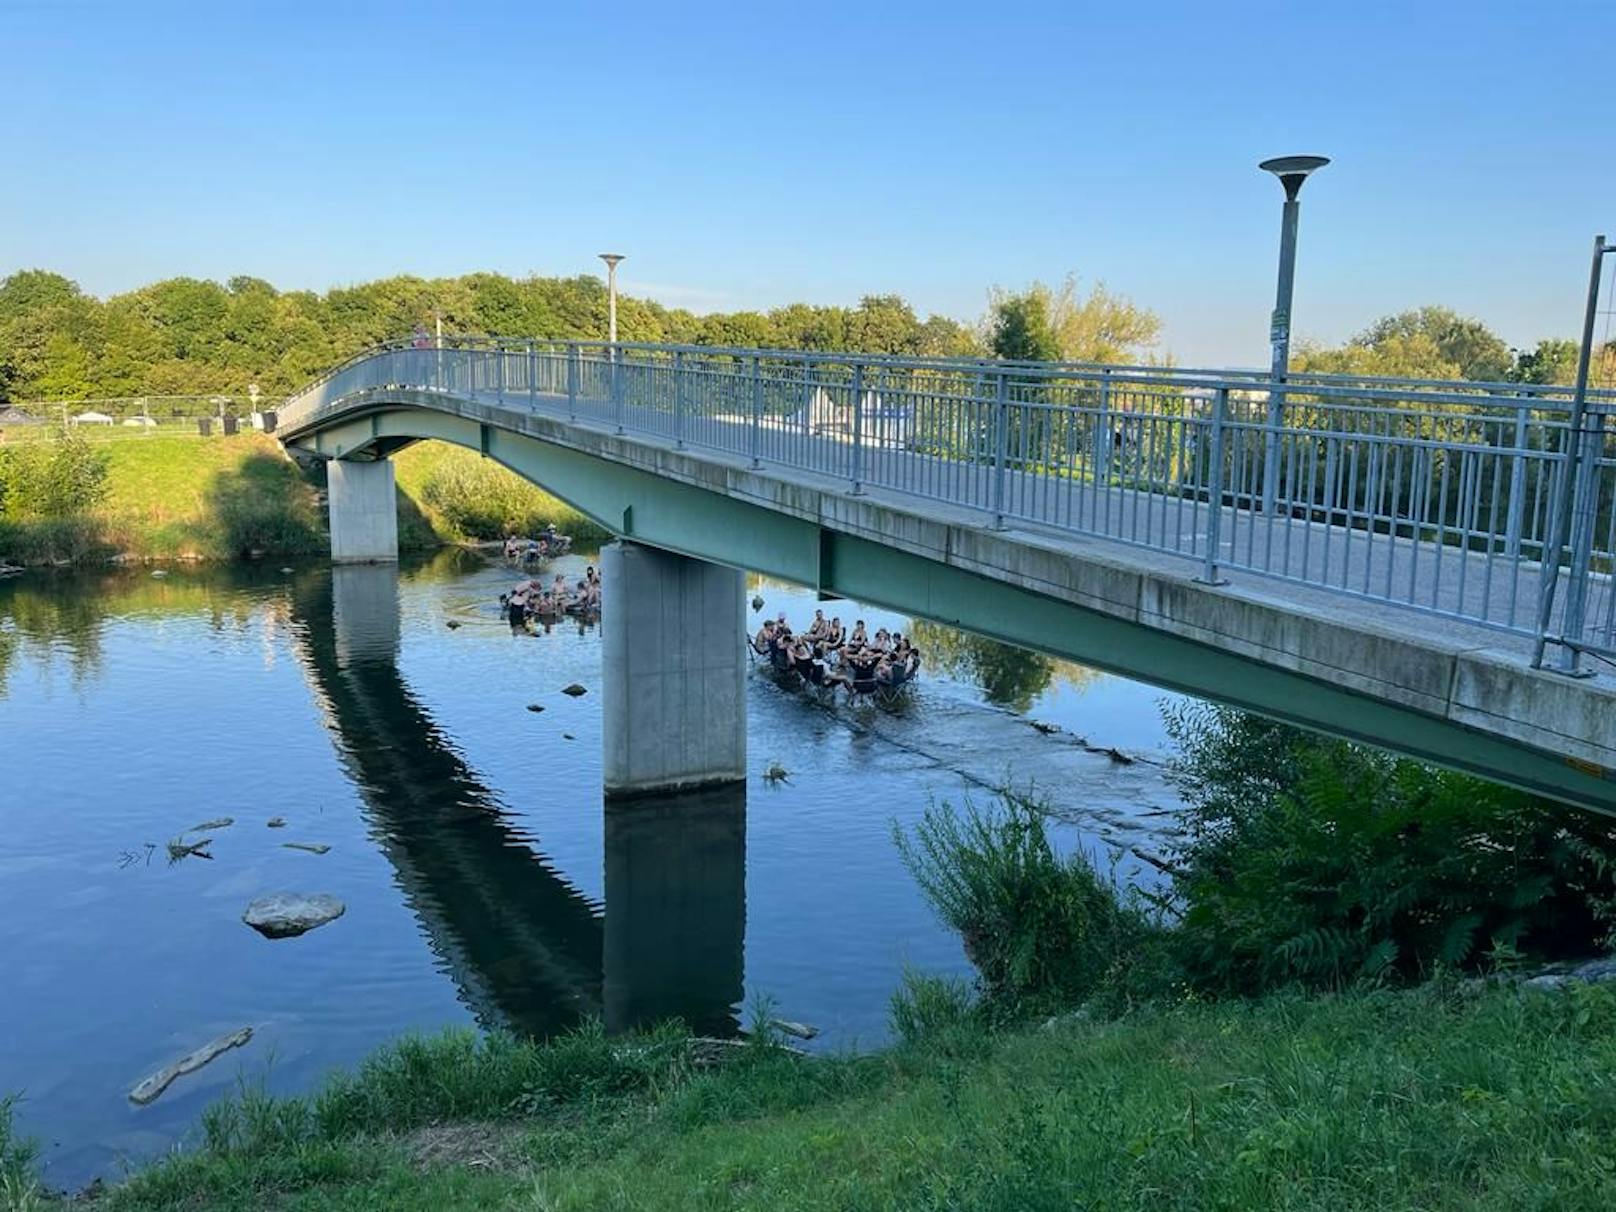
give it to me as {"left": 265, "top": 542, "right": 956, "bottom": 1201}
{"left": 327, "top": 458, "right": 398, "bottom": 564}
{"left": 601, "top": 540, "right": 746, "bottom": 796}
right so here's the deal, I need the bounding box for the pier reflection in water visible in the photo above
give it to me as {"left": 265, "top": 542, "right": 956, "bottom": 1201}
{"left": 312, "top": 564, "right": 744, "bottom": 1040}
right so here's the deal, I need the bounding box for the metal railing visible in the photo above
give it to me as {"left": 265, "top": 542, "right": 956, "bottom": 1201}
{"left": 279, "top": 337, "right": 1616, "bottom": 671}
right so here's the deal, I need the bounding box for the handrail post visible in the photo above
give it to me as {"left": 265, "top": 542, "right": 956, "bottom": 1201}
{"left": 750, "top": 354, "right": 763, "bottom": 468}
{"left": 991, "top": 371, "right": 1009, "bottom": 529}
{"left": 613, "top": 346, "right": 625, "bottom": 435}
{"left": 567, "top": 343, "right": 579, "bottom": 421}
{"left": 1262, "top": 377, "right": 1287, "bottom": 513}
{"left": 1197, "top": 387, "right": 1230, "bottom": 584}
{"left": 527, "top": 339, "right": 537, "bottom": 408}
{"left": 850, "top": 362, "right": 866, "bottom": 495}
{"left": 1559, "top": 415, "right": 1605, "bottom": 671}
{"left": 496, "top": 342, "right": 505, "bottom": 405}
{"left": 1504, "top": 393, "right": 1529, "bottom": 561}
{"left": 1534, "top": 234, "right": 1607, "bottom": 673}
{"left": 674, "top": 350, "right": 686, "bottom": 448}
{"left": 1096, "top": 370, "right": 1113, "bottom": 485}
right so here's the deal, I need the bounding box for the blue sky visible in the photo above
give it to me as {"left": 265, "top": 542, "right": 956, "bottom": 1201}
{"left": 4, "top": 0, "right": 1610, "bottom": 365}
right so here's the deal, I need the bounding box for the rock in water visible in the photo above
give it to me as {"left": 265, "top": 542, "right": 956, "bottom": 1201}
{"left": 242, "top": 893, "right": 345, "bottom": 939}
{"left": 446, "top": 620, "right": 461, "bottom": 630}
{"left": 191, "top": 817, "right": 234, "bottom": 832}
{"left": 266, "top": 816, "right": 286, "bottom": 828}
{"left": 526, "top": 703, "right": 545, "bottom": 713}
{"left": 129, "top": 1027, "right": 253, "bottom": 1105}
{"left": 561, "top": 683, "right": 587, "bottom": 697}
{"left": 281, "top": 842, "right": 331, "bottom": 855}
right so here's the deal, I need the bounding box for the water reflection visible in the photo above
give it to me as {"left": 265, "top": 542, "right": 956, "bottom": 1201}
{"left": 605, "top": 785, "right": 745, "bottom": 1038}
{"left": 293, "top": 564, "right": 744, "bottom": 1039}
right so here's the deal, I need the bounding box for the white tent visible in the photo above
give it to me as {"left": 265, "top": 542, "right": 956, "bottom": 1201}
{"left": 72, "top": 411, "right": 115, "bottom": 425}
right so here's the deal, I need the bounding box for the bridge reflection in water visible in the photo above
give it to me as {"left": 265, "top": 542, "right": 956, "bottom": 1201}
{"left": 291, "top": 563, "right": 744, "bottom": 1040}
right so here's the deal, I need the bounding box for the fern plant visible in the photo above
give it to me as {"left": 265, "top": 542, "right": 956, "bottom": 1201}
{"left": 1166, "top": 704, "right": 1616, "bottom": 994}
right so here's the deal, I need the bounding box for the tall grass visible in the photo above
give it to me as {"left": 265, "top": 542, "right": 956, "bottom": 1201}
{"left": 894, "top": 796, "right": 1165, "bottom": 1015}
{"left": 0, "top": 1097, "right": 41, "bottom": 1212}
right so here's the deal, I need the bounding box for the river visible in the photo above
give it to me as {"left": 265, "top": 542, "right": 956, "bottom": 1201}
{"left": 0, "top": 548, "right": 1183, "bottom": 1188}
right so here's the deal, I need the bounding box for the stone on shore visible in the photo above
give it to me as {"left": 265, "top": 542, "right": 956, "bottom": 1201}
{"left": 129, "top": 1027, "right": 253, "bottom": 1105}
{"left": 243, "top": 892, "right": 345, "bottom": 938}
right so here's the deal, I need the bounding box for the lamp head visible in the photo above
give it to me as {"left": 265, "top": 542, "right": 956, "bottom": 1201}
{"left": 598, "top": 253, "right": 626, "bottom": 271}
{"left": 1259, "top": 155, "right": 1330, "bottom": 201}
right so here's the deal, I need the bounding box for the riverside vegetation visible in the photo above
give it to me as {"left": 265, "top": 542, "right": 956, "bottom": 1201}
{"left": 7, "top": 705, "right": 1616, "bottom": 1210}
{"left": 0, "top": 427, "right": 605, "bottom": 567}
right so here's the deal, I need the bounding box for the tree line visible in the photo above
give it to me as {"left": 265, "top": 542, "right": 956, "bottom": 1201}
{"left": 0, "top": 265, "right": 1598, "bottom": 408}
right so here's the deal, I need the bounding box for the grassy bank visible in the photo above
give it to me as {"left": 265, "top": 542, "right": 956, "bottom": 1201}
{"left": 0, "top": 432, "right": 606, "bottom": 566}
{"left": 391, "top": 443, "right": 612, "bottom": 547}
{"left": 9, "top": 981, "right": 1613, "bottom": 1210}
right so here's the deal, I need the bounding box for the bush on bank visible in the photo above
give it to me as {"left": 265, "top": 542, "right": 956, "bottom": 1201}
{"left": 1165, "top": 703, "right": 1616, "bottom": 995}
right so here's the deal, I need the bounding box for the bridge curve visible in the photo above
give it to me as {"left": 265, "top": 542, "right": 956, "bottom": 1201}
{"left": 278, "top": 340, "right": 1616, "bottom": 814}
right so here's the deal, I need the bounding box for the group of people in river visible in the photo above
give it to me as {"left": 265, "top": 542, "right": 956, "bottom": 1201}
{"left": 751, "top": 609, "right": 921, "bottom": 699}
{"left": 501, "top": 565, "right": 600, "bottom": 627}
{"left": 503, "top": 525, "right": 572, "bottom": 565}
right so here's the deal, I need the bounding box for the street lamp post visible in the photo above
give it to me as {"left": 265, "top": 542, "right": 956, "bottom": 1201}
{"left": 599, "top": 253, "right": 626, "bottom": 433}
{"left": 598, "top": 253, "right": 625, "bottom": 346}
{"left": 1258, "top": 155, "right": 1329, "bottom": 513}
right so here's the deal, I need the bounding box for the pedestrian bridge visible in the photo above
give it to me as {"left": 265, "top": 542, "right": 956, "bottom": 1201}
{"left": 277, "top": 338, "right": 1616, "bottom": 814}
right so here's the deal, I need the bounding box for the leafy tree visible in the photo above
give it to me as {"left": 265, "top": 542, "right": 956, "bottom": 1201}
{"left": 987, "top": 277, "right": 1159, "bottom": 364}
{"left": 1510, "top": 338, "right": 1581, "bottom": 386}
{"left": 988, "top": 289, "right": 1061, "bottom": 362}
{"left": 1294, "top": 306, "right": 1520, "bottom": 383}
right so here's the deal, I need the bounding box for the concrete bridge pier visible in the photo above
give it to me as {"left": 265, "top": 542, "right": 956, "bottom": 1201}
{"left": 601, "top": 540, "right": 746, "bottom": 796}
{"left": 328, "top": 458, "right": 398, "bottom": 563}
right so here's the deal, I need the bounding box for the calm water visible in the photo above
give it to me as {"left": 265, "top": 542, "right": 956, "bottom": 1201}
{"left": 0, "top": 550, "right": 1179, "bottom": 1187}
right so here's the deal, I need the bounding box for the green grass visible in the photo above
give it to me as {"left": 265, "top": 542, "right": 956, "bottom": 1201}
{"left": 46, "top": 981, "right": 1616, "bottom": 1210}
{"left": 0, "top": 433, "right": 607, "bottom": 566}
{"left": 0, "top": 432, "right": 325, "bottom": 564}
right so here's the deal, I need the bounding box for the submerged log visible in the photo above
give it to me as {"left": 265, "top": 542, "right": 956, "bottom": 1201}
{"left": 129, "top": 1027, "right": 253, "bottom": 1106}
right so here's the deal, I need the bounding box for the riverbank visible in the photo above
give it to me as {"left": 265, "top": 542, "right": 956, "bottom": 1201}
{"left": 8, "top": 979, "right": 1613, "bottom": 1210}
{"left": 0, "top": 433, "right": 607, "bottom": 566}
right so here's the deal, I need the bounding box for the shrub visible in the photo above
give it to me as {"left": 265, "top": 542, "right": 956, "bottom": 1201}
{"left": 0, "top": 425, "right": 109, "bottom": 521}
{"left": 1166, "top": 703, "right": 1616, "bottom": 993}
{"left": 895, "top": 796, "right": 1158, "bottom": 1014}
